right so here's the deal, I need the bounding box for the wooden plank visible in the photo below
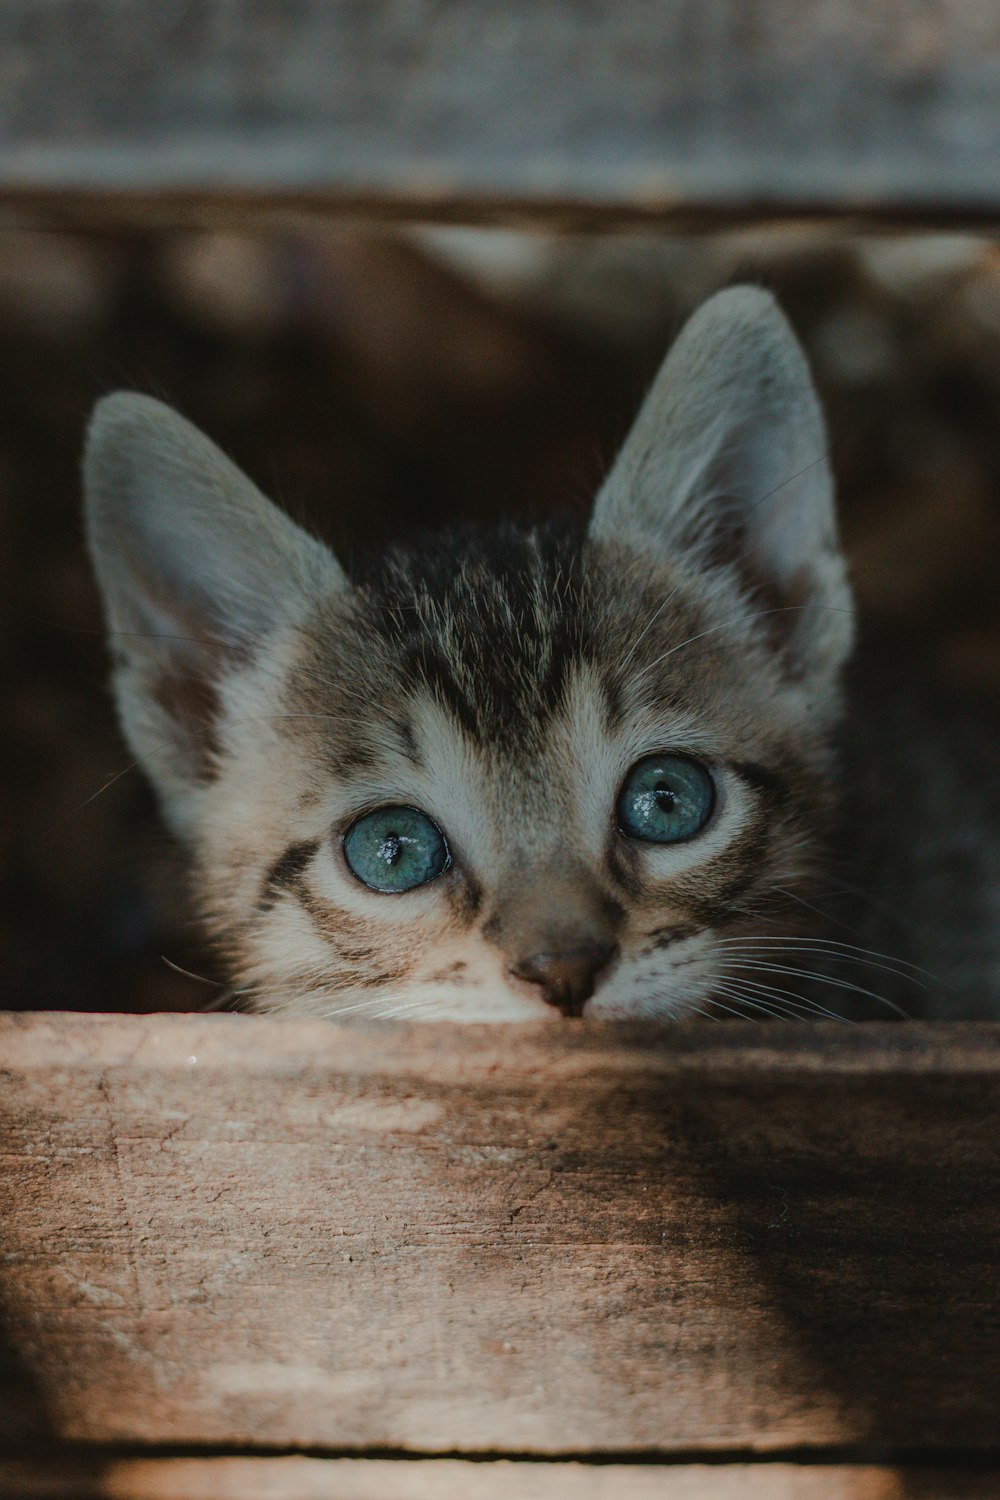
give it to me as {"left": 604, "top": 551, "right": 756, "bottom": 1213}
{"left": 3, "top": 2, "right": 1000, "bottom": 227}
{"left": 5, "top": 1455, "right": 1000, "bottom": 1500}
{"left": 1, "top": 1015, "right": 999, "bottom": 1454}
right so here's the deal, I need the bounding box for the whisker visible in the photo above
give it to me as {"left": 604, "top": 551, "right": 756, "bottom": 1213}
{"left": 72, "top": 760, "right": 144, "bottom": 813}
{"left": 321, "top": 993, "right": 407, "bottom": 1020}
{"left": 201, "top": 986, "right": 246, "bottom": 1014}
{"left": 373, "top": 997, "right": 446, "bottom": 1022}
{"left": 713, "top": 980, "right": 800, "bottom": 1021}
{"left": 716, "top": 958, "right": 910, "bottom": 1019}
{"left": 702, "top": 990, "right": 762, "bottom": 1022}
{"left": 57, "top": 622, "right": 229, "bottom": 649}
{"left": 716, "top": 975, "right": 848, "bottom": 1023}
{"left": 630, "top": 602, "right": 852, "bottom": 685}
{"left": 160, "top": 955, "right": 219, "bottom": 988}
{"left": 718, "top": 974, "right": 853, "bottom": 1025}
{"left": 768, "top": 890, "right": 945, "bottom": 983}
{"left": 742, "top": 450, "right": 832, "bottom": 519}
{"left": 679, "top": 1003, "right": 720, "bottom": 1022}
{"left": 769, "top": 883, "right": 868, "bottom": 940}
{"left": 783, "top": 872, "right": 962, "bottom": 985}
{"left": 69, "top": 708, "right": 375, "bottom": 819}
{"left": 713, "top": 936, "right": 930, "bottom": 987}
{"left": 615, "top": 580, "right": 684, "bottom": 674}
{"left": 315, "top": 987, "right": 460, "bottom": 1022}
{"left": 714, "top": 948, "right": 925, "bottom": 998}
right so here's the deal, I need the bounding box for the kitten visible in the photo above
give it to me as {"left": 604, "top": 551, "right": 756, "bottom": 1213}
{"left": 83, "top": 287, "right": 1000, "bottom": 1021}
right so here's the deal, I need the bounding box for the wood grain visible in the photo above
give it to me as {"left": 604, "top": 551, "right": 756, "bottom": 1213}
{"left": 3, "top": 2, "right": 1000, "bottom": 226}
{"left": 4, "top": 1454, "right": 1000, "bottom": 1500}
{"left": 1, "top": 1015, "right": 998, "bottom": 1455}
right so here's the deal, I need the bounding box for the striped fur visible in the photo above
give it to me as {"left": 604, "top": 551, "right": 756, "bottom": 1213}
{"left": 84, "top": 288, "right": 1000, "bottom": 1021}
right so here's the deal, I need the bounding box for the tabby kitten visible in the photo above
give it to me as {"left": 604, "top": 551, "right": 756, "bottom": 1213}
{"left": 84, "top": 287, "right": 1000, "bottom": 1021}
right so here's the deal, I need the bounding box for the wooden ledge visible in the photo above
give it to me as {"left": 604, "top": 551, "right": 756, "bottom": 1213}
{"left": 4, "top": 1454, "right": 1000, "bottom": 1500}
{"left": 2, "top": 1013, "right": 998, "bottom": 1457}
{"left": 3, "top": 1011, "right": 999, "bottom": 1076}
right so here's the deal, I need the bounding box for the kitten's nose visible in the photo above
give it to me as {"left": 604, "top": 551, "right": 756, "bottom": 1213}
{"left": 511, "top": 943, "right": 617, "bottom": 1018}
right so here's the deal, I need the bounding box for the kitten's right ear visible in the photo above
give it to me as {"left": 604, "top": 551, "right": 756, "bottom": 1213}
{"left": 84, "top": 393, "right": 345, "bottom": 832}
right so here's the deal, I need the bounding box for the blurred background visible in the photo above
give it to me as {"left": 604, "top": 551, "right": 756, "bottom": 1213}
{"left": 3, "top": 223, "right": 1000, "bottom": 1012}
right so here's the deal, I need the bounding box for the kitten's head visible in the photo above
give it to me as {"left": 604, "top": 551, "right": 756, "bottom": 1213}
{"left": 84, "top": 287, "right": 852, "bottom": 1021}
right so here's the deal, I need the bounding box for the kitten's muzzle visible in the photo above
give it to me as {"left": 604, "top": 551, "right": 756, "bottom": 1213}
{"left": 510, "top": 944, "right": 618, "bottom": 1019}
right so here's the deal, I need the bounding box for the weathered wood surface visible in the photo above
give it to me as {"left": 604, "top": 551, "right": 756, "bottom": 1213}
{"left": 1, "top": 1015, "right": 999, "bottom": 1455}
{"left": 5, "top": 1455, "right": 1000, "bottom": 1500}
{"left": 3, "top": 2, "right": 1000, "bottom": 227}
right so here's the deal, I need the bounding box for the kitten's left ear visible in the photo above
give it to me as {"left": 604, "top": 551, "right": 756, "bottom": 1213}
{"left": 590, "top": 286, "right": 852, "bottom": 682}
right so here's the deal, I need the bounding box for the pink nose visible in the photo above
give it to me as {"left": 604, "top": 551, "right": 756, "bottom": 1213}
{"left": 510, "top": 944, "right": 617, "bottom": 1018}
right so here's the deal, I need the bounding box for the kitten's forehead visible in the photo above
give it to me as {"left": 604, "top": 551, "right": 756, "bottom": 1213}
{"left": 286, "top": 529, "right": 732, "bottom": 862}
{"left": 295, "top": 520, "right": 790, "bottom": 789}
{"left": 356, "top": 524, "right": 601, "bottom": 749}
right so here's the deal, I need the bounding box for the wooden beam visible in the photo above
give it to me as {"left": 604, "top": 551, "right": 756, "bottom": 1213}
{"left": 1, "top": 1015, "right": 999, "bottom": 1455}
{"left": 3, "top": 2, "right": 1000, "bottom": 228}
{"left": 4, "top": 1454, "right": 1000, "bottom": 1500}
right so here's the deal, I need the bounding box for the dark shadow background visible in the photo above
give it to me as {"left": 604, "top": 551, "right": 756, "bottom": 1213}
{"left": 3, "top": 225, "right": 1000, "bottom": 1013}
{"left": 669, "top": 1063, "right": 1000, "bottom": 1498}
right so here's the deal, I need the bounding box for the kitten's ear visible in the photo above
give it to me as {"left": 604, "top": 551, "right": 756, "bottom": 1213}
{"left": 84, "top": 393, "right": 345, "bottom": 832}
{"left": 590, "top": 286, "right": 852, "bottom": 682}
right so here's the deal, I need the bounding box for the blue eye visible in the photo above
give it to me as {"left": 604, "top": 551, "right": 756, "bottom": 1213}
{"left": 343, "top": 805, "right": 450, "bottom": 893}
{"left": 617, "top": 754, "right": 715, "bottom": 844}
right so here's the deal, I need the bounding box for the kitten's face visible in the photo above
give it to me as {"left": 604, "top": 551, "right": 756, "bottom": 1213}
{"left": 84, "top": 287, "right": 853, "bottom": 1021}
{"left": 200, "top": 536, "right": 834, "bottom": 1020}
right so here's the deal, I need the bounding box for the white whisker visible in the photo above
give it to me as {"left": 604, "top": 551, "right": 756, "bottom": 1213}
{"left": 716, "top": 958, "right": 910, "bottom": 1019}
{"left": 631, "top": 603, "right": 851, "bottom": 684}
{"left": 323, "top": 992, "right": 412, "bottom": 1019}
{"left": 615, "top": 581, "right": 684, "bottom": 674}
{"left": 374, "top": 997, "right": 446, "bottom": 1021}
{"left": 702, "top": 989, "right": 762, "bottom": 1022}
{"left": 713, "top": 980, "right": 798, "bottom": 1021}
{"left": 718, "top": 974, "right": 853, "bottom": 1025}
{"left": 713, "top": 936, "right": 930, "bottom": 987}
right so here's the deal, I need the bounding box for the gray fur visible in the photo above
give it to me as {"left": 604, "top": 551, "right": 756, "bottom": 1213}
{"left": 83, "top": 289, "right": 1000, "bottom": 1021}
{"left": 591, "top": 287, "right": 854, "bottom": 688}
{"left": 85, "top": 393, "right": 343, "bottom": 836}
